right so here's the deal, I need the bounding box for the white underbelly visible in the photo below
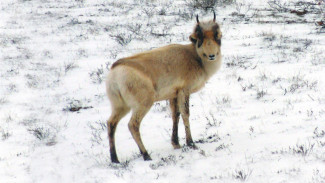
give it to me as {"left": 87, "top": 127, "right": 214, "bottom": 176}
{"left": 154, "top": 77, "right": 206, "bottom": 101}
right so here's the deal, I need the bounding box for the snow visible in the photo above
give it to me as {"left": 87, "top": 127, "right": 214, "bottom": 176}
{"left": 1, "top": 0, "right": 325, "bottom": 182}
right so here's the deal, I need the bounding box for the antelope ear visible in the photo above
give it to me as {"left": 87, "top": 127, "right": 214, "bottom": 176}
{"left": 212, "top": 24, "right": 222, "bottom": 40}
{"left": 189, "top": 34, "right": 197, "bottom": 44}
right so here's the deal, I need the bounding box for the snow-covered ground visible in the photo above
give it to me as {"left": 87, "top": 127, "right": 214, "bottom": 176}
{"left": 1, "top": 0, "right": 325, "bottom": 182}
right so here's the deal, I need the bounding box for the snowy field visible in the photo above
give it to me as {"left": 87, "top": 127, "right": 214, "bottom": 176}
{"left": 1, "top": 0, "right": 325, "bottom": 182}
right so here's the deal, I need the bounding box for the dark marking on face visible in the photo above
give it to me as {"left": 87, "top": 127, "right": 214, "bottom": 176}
{"left": 195, "top": 25, "right": 204, "bottom": 48}
{"left": 212, "top": 24, "right": 219, "bottom": 34}
{"left": 212, "top": 24, "right": 221, "bottom": 45}
{"left": 214, "top": 31, "right": 219, "bottom": 40}
{"left": 190, "top": 36, "right": 197, "bottom": 44}
{"left": 216, "top": 39, "right": 221, "bottom": 46}
{"left": 196, "top": 57, "right": 203, "bottom": 68}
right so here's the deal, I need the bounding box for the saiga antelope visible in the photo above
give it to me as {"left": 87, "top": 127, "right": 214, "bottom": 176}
{"left": 106, "top": 13, "right": 222, "bottom": 163}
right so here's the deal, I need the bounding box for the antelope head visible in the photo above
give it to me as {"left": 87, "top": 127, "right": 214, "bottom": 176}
{"left": 190, "top": 12, "right": 222, "bottom": 62}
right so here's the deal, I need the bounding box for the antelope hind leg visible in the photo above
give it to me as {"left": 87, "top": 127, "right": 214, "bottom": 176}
{"left": 128, "top": 107, "right": 152, "bottom": 161}
{"left": 107, "top": 106, "right": 130, "bottom": 163}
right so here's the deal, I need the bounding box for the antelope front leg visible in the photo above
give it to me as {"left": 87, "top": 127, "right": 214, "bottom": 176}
{"left": 177, "top": 90, "right": 196, "bottom": 149}
{"left": 170, "top": 98, "right": 181, "bottom": 149}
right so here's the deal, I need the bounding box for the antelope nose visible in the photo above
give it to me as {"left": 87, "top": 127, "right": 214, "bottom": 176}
{"left": 209, "top": 54, "right": 215, "bottom": 60}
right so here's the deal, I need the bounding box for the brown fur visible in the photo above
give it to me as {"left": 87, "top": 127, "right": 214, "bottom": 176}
{"left": 106, "top": 16, "right": 222, "bottom": 163}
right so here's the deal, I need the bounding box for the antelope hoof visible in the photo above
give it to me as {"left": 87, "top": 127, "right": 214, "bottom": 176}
{"left": 111, "top": 158, "right": 120, "bottom": 164}
{"left": 111, "top": 152, "right": 120, "bottom": 163}
{"left": 143, "top": 152, "right": 152, "bottom": 161}
{"left": 187, "top": 142, "right": 198, "bottom": 149}
{"left": 172, "top": 143, "right": 181, "bottom": 149}
{"left": 190, "top": 144, "right": 198, "bottom": 150}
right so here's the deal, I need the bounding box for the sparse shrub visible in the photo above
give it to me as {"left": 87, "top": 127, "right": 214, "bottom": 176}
{"left": 0, "top": 127, "right": 11, "bottom": 140}
{"left": 158, "top": 7, "right": 167, "bottom": 15}
{"left": 281, "top": 74, "right": 318, "bottom": 95}
{"left": 290, "top": 142, "right": 315, "bottom": 156}
{"left": 5, "top": 67, "right": 20, "bottom": 77}
{"left": 310, "top": 50, "right": 325, "bottom": 65}
{"left": 187, "top": 0, "right": 218, "bottom": 10}
{"left": 149, "top": 155, "right": 178, "bottom": 170}
{"left": 264, "top": 35, "right": 276, "bottom": 43}
{"left": 233, "top": 2, "right": 253, "bottom": 16}
{"left": 311, "top": 169, "right": 325, "bottom": 183}
{"left": 105, "top": 61, "right": 111, "bottom": 70}
{"left": 91, "top": 153, "right": 133, "bottom": 177}
{"left": 64, "top": 61, "right": 78, "bottom": 74}
{"left": 108, "top": 50, "right": 118, "bottom": 59}
{"left": 25, "top": 74, "right": 39, "bottom": 88}
{"left": 280, "top": 38, "right": 314, "bottom": 49}
{"left": 28, "top": 127, "right": 51, "bottom": 140}
{"left": 240, "top": 83, "right": 255, "bottom": 92}
{"left": 20, "top": 115, "right": 39, "bottom": 126}
{"left": 27, "top": 123, "right": 59, "bottom": 145}
{"left": 257, "top": 31, "right": 277, "bottom": 48}
{"left": 67, "top": 18, "right": 81, "bottom": 26}
{"left": 89, "top": 120, "right": 107, "bottom": 146}
{"left": 272, "top": 77, "right": 282, "bottom": 84}
{"left": 268, "top": 0, "right": 324, "bottom": 26}
{"left": 150, "top": 25, "right": 170, "bottom": 37}
{"left": 1, "top": 115, "right": 12, "bottom": 140}
{"left": 249, "top": 126, "right": 254, "bottom": 135}
{"left": 142, "top": 7, "right": 156, "bottom": 18}
{"left": 268, "top": 0, "right": 290, "bottom": 13}
{"left": 258, "top": 72, "right": 268, "bottom": 81}
{"left": 110, "top": 160, "right": 131, "bottom": 170}
{"left": 0, "top": 97, "right": 8, "bottom": 105}
{"left": 89, "top": 65, "right": 105, "bottom": 84}
{"left": 271, "top": 142, "right": 315, "bottom": 156}
{"left": 313, "top": 127, "right": 325, "bottom": 138}
{"left": 181, "top": 145, "right": 192, "bottom": 152}
{"left": 205, "top": 113, "right": 222, "bottom": 129}
{"left": 64, "top": 99, "right": 82, "bottom": 112}
{"left": 42, "top": 50, "right": 53, "bottom": 59}
{"left": 178, "top": 8, "right": 193, "bottom": 21}
{"left": 287, "top": 74, "right": 318, "bottom": 94}
{"left": 256, "top": 88, "right": 267, "bottom": 99}
{"left": 220, "top": 0, "right": 236, "bottom": 5}
{"left": 112, "top": 33, "right": 133, "bottom": 46}
{"left": 214, "top": 95, "right": 232, "bottom": 106}
{"left": 215, "top": 143, "right": 231, "bottom": 151}
{"left": 195, "top": 134, "right": 221, "bottom": 144}
{"left": 233, "top": 168, "right": 252, "bottom": 181}
{"left": 63, "top": 98, "right": 93, "bottom": 112}
{"left": 77, "top": 48, "right": 88, "bottom": 58}
{"left": 224, "top": 55, "right": 254, "bottom": 69}
{"left": 293, "top": 47, "right": 303, "bottom": 52}
{"left": 318, "top": 140, "right": 325, "bottom": 147}
{"left": 21, "top": 48, "right": 32, "bottom": 60}
{"left": 126, "top": 23, "right": 143, "bottom": 35}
